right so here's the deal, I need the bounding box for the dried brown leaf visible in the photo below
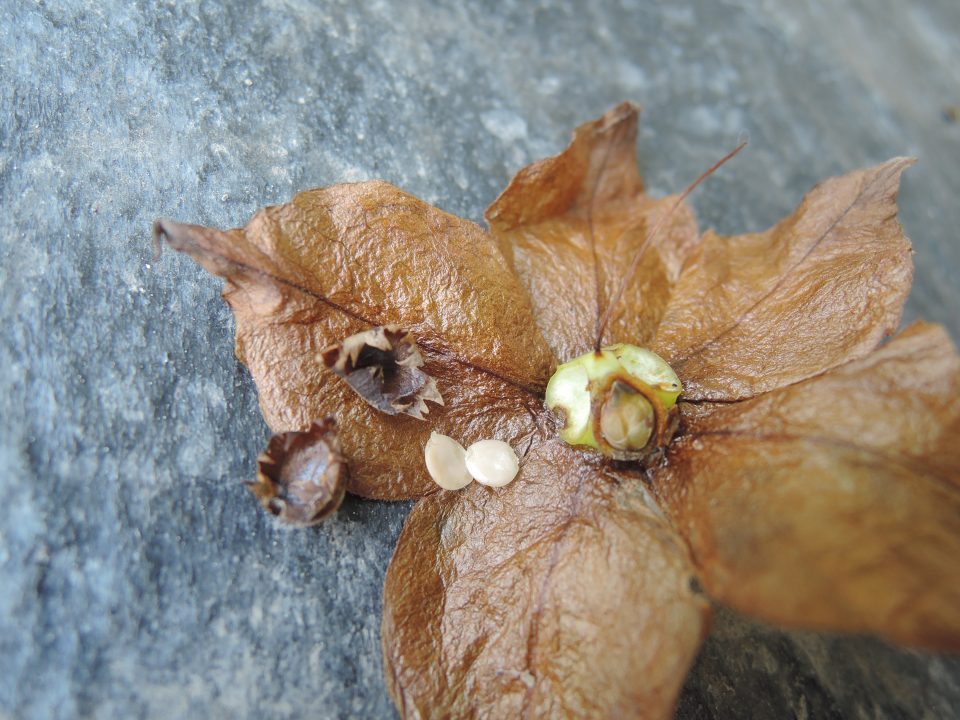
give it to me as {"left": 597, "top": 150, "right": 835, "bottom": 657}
{"left": 154, "top": 183, "right": 554, "bottom": 500}
{"left": 653, "top": 158, "right": 914, "bottom": 401}
{"left": 382, "top": 437, "right": 710, "bottom": 719}
{"left": 656, "top": 323, "right": 960, "bottom": 649}
{"left": 486, "top": 103, "right": 701, "bottom": 359}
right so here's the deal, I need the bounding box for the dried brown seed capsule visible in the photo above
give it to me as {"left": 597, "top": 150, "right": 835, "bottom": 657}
{"left": 320, "top": 325, "right": 443, "bottom": 420}
{"left": 246, "top": 417, "right": 347, "bottom": 526}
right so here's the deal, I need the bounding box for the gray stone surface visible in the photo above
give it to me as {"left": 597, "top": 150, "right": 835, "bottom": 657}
{"left": 2, "top": 0, "right": 960, "bottom": 717}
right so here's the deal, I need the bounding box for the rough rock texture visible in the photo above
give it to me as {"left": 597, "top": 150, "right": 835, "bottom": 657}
{"left": 2, "top": 1, "right": 959, "bottom": 718}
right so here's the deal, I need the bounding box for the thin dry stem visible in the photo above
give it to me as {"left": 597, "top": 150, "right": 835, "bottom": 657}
{"left": 593, "top": 141, "right": 747, "bottom": 351}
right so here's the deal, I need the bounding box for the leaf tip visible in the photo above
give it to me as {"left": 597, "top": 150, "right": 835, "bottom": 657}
{"left": 151, "top": 218, "right": 173, "bottom": 261}
{"left": 605, "top": 99, "right": 641, "bottom": 124}
{"left": 152, "top": 218, "right": 198, "bottom": 258}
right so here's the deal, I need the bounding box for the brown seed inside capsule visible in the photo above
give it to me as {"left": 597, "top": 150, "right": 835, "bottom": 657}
{"left": 599, "top": 381, "right": 654, "bottom": 452}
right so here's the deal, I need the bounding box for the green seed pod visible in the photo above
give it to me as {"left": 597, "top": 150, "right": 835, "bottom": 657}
{"left": 545, "top": 345, "right": 681, "bottom": 461}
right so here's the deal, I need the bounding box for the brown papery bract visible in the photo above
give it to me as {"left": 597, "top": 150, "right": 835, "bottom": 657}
{"left": 158, "top": 103, "right": 960, "bottom": 719}
{"left": 383, "top": 438, "right": 709, "bottom": 719}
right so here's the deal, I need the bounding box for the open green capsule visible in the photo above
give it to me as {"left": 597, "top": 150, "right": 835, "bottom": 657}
{"left": 545, "top": 345, "right": 682, "bottom": 461}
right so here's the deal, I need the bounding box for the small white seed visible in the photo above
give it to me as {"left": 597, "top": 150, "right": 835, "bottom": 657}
{"left": 464, "top": 439, "right": 519, "bottom": 488}
{"left": 424, "top": 432, "right": 473, "bottom": 490}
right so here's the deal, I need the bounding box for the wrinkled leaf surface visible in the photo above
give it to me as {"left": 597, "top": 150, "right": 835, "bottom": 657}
{"left": 383, "top": 438, "right": 710, "bottom": 719}
{"left": 657, "top": 323, "right": 960, "bottom": 649}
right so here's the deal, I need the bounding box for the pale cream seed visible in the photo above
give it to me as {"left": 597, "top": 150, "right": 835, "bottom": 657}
{"left": 424, "top": 432, "right": 473, "bottom": 490}
{"left": 464, "top": 439, "right": 519, "bottom": 488}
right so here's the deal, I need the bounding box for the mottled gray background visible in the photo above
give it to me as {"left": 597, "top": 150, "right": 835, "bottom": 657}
{"left": 2, "top": 1, "right": 959, "bottom": 718}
